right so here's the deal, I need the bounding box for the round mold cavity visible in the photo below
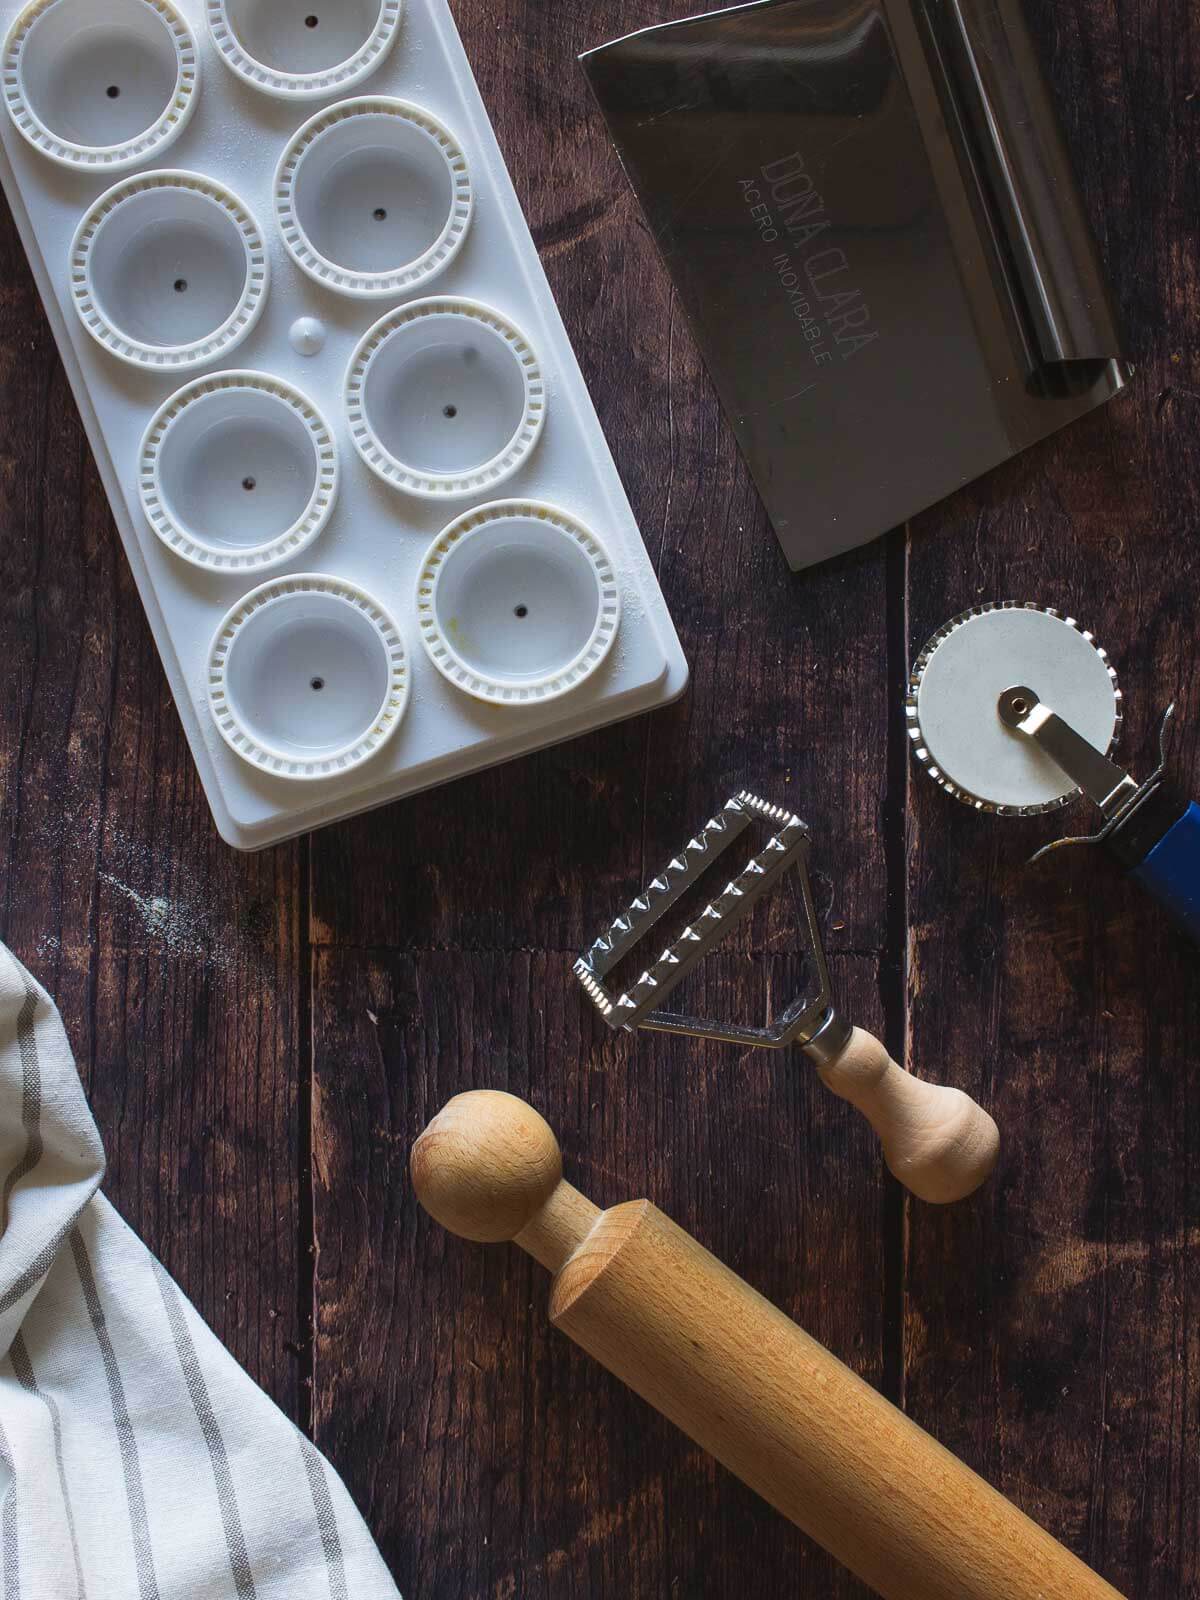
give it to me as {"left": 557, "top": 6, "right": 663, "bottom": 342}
{"left": 70, "top": 170, "right": 269, "bottom": 371}
{"left": 416, "top": 501, "right": 621, "bottom": 705}
{"left": 346, "top": 297, "right": 544, "bottom": 499}
{"left": 139, "top": 370, "right": 338, "bottom": 573}
{"left": 274, "top": 97, "right": 471, "bottom": 298}
{"left": 208, "top": 574, "right": 409, "bottom": 779}
{"left": 3, "top": 0, "right": 199, "bottom": 171}
{"left": 207, "top": 0, "right": 400, "bottom": 101}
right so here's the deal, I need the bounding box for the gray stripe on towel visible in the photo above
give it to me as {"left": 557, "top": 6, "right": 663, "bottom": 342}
{"left": 0, "top": 1417, "right": 17, "bottom": 1600}
{"left": 0, "top": 1227, "right": 77, "bottom": 1318}
{"left": 2, "top": 987, "right": 43, "bottom": 1234}
{"left": 152, "top": 1262, "right": 257, "bottom": 1599}
{"left": 0, "top": 985, "right": 78, "bottom": 1318}
{"left": 300, "top": 1437, "right": 349, "bottom": 1600}
{"left": 69, "top": 1228, "right": 161, "bottom": 1600}
{"left": 9, "top": 1332, "right": 87, "bottom": 1599}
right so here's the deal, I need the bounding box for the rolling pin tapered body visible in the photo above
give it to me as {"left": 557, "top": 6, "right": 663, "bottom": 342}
{"left": 413, "top": 1091, "right": 1124, "bottom": 1600}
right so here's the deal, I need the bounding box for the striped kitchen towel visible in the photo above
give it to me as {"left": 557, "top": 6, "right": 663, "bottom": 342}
{"left": 0, "top": 940, "right": 401, "bottom": 1599}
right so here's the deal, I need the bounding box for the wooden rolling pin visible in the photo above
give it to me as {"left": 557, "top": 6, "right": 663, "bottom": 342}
{"left": 412, "top": 1091, "right": 1124, "bottom": 1600}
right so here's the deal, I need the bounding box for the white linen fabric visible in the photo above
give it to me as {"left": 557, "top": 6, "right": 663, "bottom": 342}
{"left": 0, "top": 941, "right": 400, "bottom": 1599}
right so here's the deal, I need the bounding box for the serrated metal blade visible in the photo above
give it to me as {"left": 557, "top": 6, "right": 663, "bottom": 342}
{"left": 906, "top": 602, "right": 1123, "bottom": 815}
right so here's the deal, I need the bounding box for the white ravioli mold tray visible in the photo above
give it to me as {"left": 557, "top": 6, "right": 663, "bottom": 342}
{"left": 0, "top": 0, "right": 687, "bottom": 848}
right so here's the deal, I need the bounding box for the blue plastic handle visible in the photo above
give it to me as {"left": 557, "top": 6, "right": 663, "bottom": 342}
{"left": 1130, "top": 802, "right": 1200, "bottom": 942}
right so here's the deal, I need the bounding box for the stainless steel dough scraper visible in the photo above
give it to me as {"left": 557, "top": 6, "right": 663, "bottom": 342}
{"left": 908, "top": 602, "right": 1200, "bottom": 940}
{"left": 579, "top": 0, "right": 1128, "bottom": 571}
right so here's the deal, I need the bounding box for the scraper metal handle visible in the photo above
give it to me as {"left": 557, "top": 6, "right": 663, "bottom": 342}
{"left": 811, "top": 1025, "right": 999, "bottom": 1204}
{"left": 412, "top": 1091, "right": 1125, "bottom": 1600}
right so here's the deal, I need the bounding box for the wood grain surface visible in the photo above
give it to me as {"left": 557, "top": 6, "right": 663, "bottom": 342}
{"left": 0, "top": 0, "right": 1196, "bottom": 1595}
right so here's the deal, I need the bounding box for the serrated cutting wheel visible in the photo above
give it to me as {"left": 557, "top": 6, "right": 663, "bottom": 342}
{"left": 907, "top": 602, "right": 1200, "bottom": 945}
{"left": 907, "top": 603, "right": 1122, "bottom": 814}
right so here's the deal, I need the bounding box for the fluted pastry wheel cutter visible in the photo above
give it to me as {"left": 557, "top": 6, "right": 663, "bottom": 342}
{"left": 908, "top": 602, "right": 1200, "bottom": 941}
{"left": 575, "top": 792, "right": 999, "bottom": 1202}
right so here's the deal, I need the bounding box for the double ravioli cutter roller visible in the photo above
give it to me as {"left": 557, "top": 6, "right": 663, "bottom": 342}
{"left": 909, "top": 603, "right": 1200, "bottom": 941}
{"left": 575, "top": 793, "right": 999, "bottom": 1203}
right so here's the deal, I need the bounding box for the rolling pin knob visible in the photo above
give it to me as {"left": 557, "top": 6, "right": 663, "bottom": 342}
{"left": 411, "top": 1090, "right": 562, "bottom": 1243}
{"left": 412, "top": 1090, "right": 600, "bottom": 1270}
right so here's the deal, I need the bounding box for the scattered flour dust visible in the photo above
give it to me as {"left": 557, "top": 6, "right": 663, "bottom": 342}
{"left": 98, "top": 872, "right": 226, "bottom": 969}
{"left": 32, "top": 800, "right": 241, "bottom": 972}
{"left": 97, "top": 827, "right": 247, "bottom": 977}
{"left": 31, "top": 801, "right": 246, "bottom": 978}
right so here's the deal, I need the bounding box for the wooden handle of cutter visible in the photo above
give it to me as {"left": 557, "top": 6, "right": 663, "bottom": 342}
{"left": 817, "top": 1027, "right": 999, "bottom": 1203}
{"left": 412, "top": 1092, "right": 1124, "bottom": 1600}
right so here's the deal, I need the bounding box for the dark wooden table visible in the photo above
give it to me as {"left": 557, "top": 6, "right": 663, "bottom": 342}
{"left": 2, "top": 1, "right": 1197, "bottom": 1595}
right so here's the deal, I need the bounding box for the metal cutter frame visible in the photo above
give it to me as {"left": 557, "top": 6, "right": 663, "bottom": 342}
{"left": 575, "top": 791, "right": 851, "bottom": 1067}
